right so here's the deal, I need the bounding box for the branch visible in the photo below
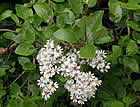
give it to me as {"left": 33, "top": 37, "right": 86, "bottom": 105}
{"left": 0, "top": 48, "right": 8, "bottom": 55}
{"left": 127, "top": 11, "right": 131, "bottom": 37}
{"left": 11, "top": 70, "right": 26, "bottom": 84}
{"left": 0, "top": 43, "right": 17, "bottom": 55}
{"left": 20, "top": 76, "right": 29, "bottom": 89}
{"left": 48, "top": 0, "right": 55, "bottom": 24}
{"left": 127, "top": 24, "right": 131, "bottom": 37}
{"left": 0, "top": 29, "right": 17, "bottom": 33}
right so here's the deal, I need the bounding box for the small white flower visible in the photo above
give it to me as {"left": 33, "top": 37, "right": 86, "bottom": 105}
{"left": 96, "top": 50, "right": 107, "bottom": 58}
{"left": 78, "top": 96, "right": 87, "bottom": 105}
{"left": 96, "top": 59, "right": 105, "bottom": 70}
{"left": 42, "top": 90, "right": 51, "bottom": 100}
{"left": 70, "top": 93, "right": 78, "bottom": 103}
{"left": 85, "top": 89, "right": 95, "bottom": 99}
{"left": 86, "top": 71, "right": 95, "bottom": 81}
{"left": 37, "top": 79, "right": 45, "bottom": 88}
{"left": 71, "top": 84, "right": 80, "bottom": 95}
{"left": 94, "top": 78, "right": 102, "bottom": 86}
{"left": 64, "top": 79, "right": 74, "bottom": 91}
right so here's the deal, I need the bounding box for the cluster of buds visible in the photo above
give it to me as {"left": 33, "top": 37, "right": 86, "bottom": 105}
{"left": 36, "top": 40, "right": 111, "bottom": 104}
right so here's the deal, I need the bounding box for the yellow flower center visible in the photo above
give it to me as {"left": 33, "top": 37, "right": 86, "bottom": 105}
{"left": 95, "top": 80, "right": 99, "bottom": 83}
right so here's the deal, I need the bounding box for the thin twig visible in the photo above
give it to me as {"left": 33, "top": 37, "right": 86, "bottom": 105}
{"left": 26, "top": 79, "right": 30, "bottom": 96}
{"left": 20, "top": 76, "right": 29, "bottom": 89}
{"left": 85, "top": 3, "right": 88, "bottom": 15}
{"left": 48, "top": 0, "right": 55, "bottom": 24}
{"left": 0, "top": 48, "right": 8, "bottom": 55}
{"left": 84, "top": 23, "right": 87, "bottom": 43}
{"left": 0, "top": 43, "right": 17, "bottom": 55}
{"left": 3, "top": 50, "right": 12, "bottom": 65}
{"left": 127, "top": 11, "right": 131, "bottom": 37}
{"left": 33, "top": 58, "right": 36, "bottom": 64}
{"left": 11, "top": 71, "right": 26, "bottom": 84}
{"left": 0, "top": 29, "right": 17, "bottom": 33}
{"left": 127, "top": 25, "right": 131, "bottom": 37}
{"left": 114, "top": 29, "right": 120, "bottom": 41}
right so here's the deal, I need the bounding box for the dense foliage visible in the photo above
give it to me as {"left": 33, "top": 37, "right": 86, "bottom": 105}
{"left": 0, "top": 0, "right": 140, "bottom": 107}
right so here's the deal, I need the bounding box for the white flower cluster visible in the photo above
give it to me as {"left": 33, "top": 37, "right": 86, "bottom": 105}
{"left": 64, "top": 72, "right": 102, "bottom": 104}
{"left": 87, "top": 50, "right": 111, "bottom": 72}
{"left": 36, "top": 40, "right": 110, "bottom": 104}
{"left": 36, "top": 40, "right": 63, "bottom": 100}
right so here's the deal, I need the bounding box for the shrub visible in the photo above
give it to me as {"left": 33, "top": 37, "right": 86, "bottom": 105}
{"left": 0, "top": 0, "right": 140, "bottom": 107}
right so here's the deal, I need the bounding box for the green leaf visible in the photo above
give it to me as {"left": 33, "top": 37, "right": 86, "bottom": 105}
{"left": 56, "top": 9, "right": 75, "bottom": 27}
{"left": 0, "top": 68, "right": 6, "bottom": 77}
{"left": 132, "top": 31, "right": 140, "bottom": 43}
{"left": 103, "top": 101, "right": 112, "bottom": 107}
{"left": 83, "top": 0, "right": 97, "bottom": 8}
{"left": 8, "top": 29, "right": 34, "bottom": 43}
{"left": 0, "top": 10, "right": 12, "bottom": 21}
{"left": 10, "top": 83, "right": 20, "bottom": 97}
{"left": 13, "top": 32, "right": 25, "bottom": 43}
{"left": 88, "top": 11, "right": 104, "bottom": 34}
{"left": 86, "top": 11, "right": 104, "bottom": 43}
{"left": 16, "top": 4, "right": 33, "bottom": 20}
{"left": 123, "top": 56, "right": 139, "bottom": 73}
{"left": 31, "top": 14, "right": 42, "bottom": 27}
{"left": 9, "top": 68, "right": 16, "bottom": 73}
{"left": 18, "top": 56, "right": 30, "bottom": 65}
{"left": 69, "top": 0, "right": 83, "bottom": 14}
{"left": 97, "top": 88, "right": 116, "bottom": 100}
{"left": 123, "top": 94, "right": 137, "bottom": 104}
{"left": 126, "top": 40, "right": 137, "bottom": 55}
{"left": 134, "top": 55, "right": 140, "bottom": 64}
{"left": 33, "top": 4, "right": 51, "bottom": 23}
{"left": 112, "top": 45, "right": 122, "bottom": 60}
{"left": 94, "top": 27, "right": 114, "bottom": 44}
{"left": 29, "top": 85, "right": 40, "bottom": 96}
{"left": 41, "top": 26, "right": 57, "bottom": 41}
{"left": 111, "top": 100, "right": 124, "bottom": 107}
{"left": 2, "top": 32, "right": 16, "bottom": 40}
{"left": 106, "top": 76, "right": 126, "bottom": 98}
{"left": 80, "top": 44, "right": 96, "bottom": 58}
{"left": 118, "top": 0, "right": 140, "bottom": 10}
{"left": 58, "top": 75, "right": 67, "bottom": 83}
{"left": 24, "top": 29, "right": 35, "bottom": 43}
{"left": 7, "top": 98, "right": 23, "bottom": 107}
{"left": 134, "top": 9, "right": 140, "bottom": 16}
{"left": 52, "top": 3, "right": 65, "bottom": 13}
{"left": 15, "top": 42, "right": 36, "bottom": 56}
{"left": 53, "top": 0, "right": 64, "bottom": 2}
{"left": 53, "top": 28, "right": 78, "bottom": 43}
{"left": 11, "top": 14, "right": 20, "bottom": 26}
{"left": 119, "top": 35, "right": 130, "bottom": 47}
{"left": 37, "top": 0, "right": 46, "bottom": 3}
{"left": 22, "top": 62, "right": 36, "bottom": 71}
{"left": 12, "top": 22, "right": 35, "bottom": 43}
{"left": 127, "top": 20, "right": 140, "bottom": 31}
{"left": 75, "top": 11, "right": 104, "bottom": 43}
{"left": 0, "top": 89, "right": 6, "bottom": 99}
{"left": 74, "top": 16, "right": 87, "bottom": 39}
{"left": 109, "top": 0, "right": 122, "bottom": 23}
{"left": 88, "top": 0, "right": 97, "bottom": 8}
{"left": 132, "top": 79, "right": 140, "bottom": 91}
{"left": 23, "top": 98, "right": 38, "bottom": 107}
